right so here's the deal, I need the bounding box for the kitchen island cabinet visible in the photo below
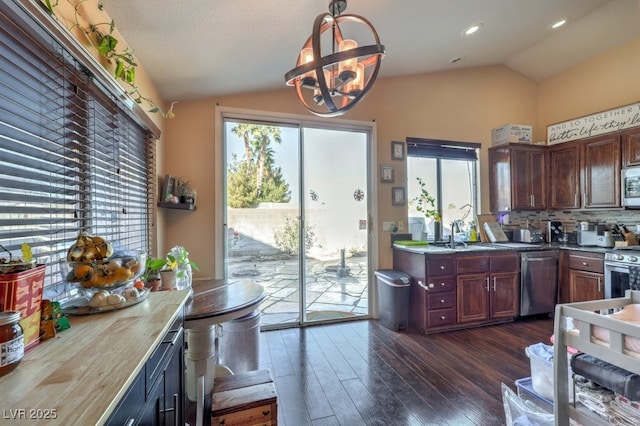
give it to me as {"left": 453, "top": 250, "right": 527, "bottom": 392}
{"left": 0, "top": 290, "right": 190, "bottom": 425}
{"left": 109, "top": 311, "right": 185, "bottom": 426}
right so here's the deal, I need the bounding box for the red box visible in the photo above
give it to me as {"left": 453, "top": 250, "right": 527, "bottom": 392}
{"left": 0, "top": 264, "right": 46, "bottom": 350}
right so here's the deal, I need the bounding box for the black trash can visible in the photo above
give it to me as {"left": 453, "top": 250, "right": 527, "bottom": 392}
{"left": 374, "top": 269, "right": 411, "bottom": 331}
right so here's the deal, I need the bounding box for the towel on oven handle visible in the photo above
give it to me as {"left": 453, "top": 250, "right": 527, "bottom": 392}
{"left": 630, "top": 265, "right": 640, "bottom": 291}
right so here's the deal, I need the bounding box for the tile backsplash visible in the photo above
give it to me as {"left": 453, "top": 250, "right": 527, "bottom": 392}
{"left": 497, "top": 210, "right": 640, "bottom": 234}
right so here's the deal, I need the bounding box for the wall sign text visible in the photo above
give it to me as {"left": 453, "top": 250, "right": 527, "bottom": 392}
{"left": 547, "top": 101, "right": 640, "bottom": 145}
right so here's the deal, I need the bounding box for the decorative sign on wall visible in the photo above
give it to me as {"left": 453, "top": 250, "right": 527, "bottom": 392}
{"left": 547, "top": 101, "right": 640, "bottom": 145}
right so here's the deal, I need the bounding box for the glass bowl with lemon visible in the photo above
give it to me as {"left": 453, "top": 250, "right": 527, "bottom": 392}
{"left": 67, "top": 253, "right": 146, "bottom": 289}
{"left": 65, "top": 233, "right": 146, "bottom": 290}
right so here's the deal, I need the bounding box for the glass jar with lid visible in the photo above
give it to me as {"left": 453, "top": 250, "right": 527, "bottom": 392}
{"left": 0, "top": 311, "right": 24, "bottom": 377}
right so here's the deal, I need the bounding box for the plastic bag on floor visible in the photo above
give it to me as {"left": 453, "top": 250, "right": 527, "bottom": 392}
{"left": 502, "top": 383, "right": 554, "bottom": 426}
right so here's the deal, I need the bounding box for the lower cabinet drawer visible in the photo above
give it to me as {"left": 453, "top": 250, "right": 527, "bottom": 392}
{"left": 568, "top": 253, "right": 604, "bottom": 273}
{"left": 424, "top": 276, "right": 456, "bottom": 293}
{"left": 427, "top": 309, "right": 456, "bottom": 327}
{"left": 427, "top": 292, "right": 455, "bottom": 310}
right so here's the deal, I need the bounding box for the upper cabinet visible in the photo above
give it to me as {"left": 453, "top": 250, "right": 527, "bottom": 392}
{"left": 489, "top": 144, "right": 547, "bottom": 213}
{"left": 581, "top": 134, "right": 621, "bottom": 208}
{"left": 548, "top": 142, "right": 581, "bottom": 210}
{"left": 548, "top": 133, "right": 621, "bottom": 210}
{"left": 622, "top": 127, "right": 640, "bottom": 168}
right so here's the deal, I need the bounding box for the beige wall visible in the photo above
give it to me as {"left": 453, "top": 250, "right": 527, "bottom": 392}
{"left": 538, "top": 37, "right": 640, "bottom": 138}
{"left": 163, "top": 37, "right": 640, "bottom": 280}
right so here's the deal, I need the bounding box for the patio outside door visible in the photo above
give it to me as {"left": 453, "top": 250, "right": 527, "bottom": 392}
{"left": 223, "top": 118, "right": 370, "bottom": 328}
{"left": 301, "top": 127, "right": 369, "bottom": 324}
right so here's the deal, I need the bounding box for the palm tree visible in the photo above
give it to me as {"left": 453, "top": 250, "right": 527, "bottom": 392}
{"left": 228, "top": 124, "right": 289, "bottom": 207}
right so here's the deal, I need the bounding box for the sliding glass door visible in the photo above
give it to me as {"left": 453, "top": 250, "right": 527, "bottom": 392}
{"left": 223, "top": 117, "right": 371, "bottom": 328}
{"left": 301, "top": 127, "right": 369, "bottom": 323}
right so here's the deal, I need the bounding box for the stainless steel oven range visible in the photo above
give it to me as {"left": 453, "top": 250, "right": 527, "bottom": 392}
{"left": 604, "top": 248, "right": 640, "bottom": 298}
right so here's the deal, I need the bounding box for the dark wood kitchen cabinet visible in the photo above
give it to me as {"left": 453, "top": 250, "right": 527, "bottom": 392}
{"left": 549, "top": 134, "right": 621, "bottom": 209}
{"left": 622, "top": 127, "right": 640, "bottom": 167}
{"left": 393, "top": 249, "right": 519, "bottom": 333}
{"left": 456, "top": 253, "right": 519, "bottom": 324}
{"left": 106, "top": 310, "right": 185, "bottom": 426}
{"left": 582, "top": 134, "right": 621, "bottom": 208}
{"left": 549, "top": 142, "right": 581, "bottom": 210}
{"left": 393, "top": 249, "right": 457, "bottom": 333}
{"left": 559, "top": 250, "right": 604, "bottom": 303}
{"left": 489, "top": 144, "right": 547, "bottom": 212}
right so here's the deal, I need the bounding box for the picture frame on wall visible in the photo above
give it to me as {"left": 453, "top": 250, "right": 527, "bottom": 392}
{"left": 162, "top": 174, "right": 175, "bottom": 202}
{"left": 391, "top": 141, "right": 405, "bottom": 160}
{"left": 380, "top": 164, "right": 394, "bottom": 183}
{"left": 392, "top": 187, "right": 406, "bottom": 206}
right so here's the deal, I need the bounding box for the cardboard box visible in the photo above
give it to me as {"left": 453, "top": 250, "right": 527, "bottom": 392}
{"left": 0, "top": 264, "right": 46, "bottom": 351}
{"left": 492, "top": 123, "right": 533, "bottom": 145}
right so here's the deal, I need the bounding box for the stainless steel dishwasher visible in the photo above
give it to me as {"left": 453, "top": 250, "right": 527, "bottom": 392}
{"left": 520, "top": 250, "right": 559, "bottom": 316}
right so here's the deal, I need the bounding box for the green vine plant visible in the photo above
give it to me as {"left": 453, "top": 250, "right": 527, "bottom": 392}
{"left": 410, "top": 177, "right": 441, "bottom": 223}
{"left": 42, "top": 0, "right": 176, "bottom": 118}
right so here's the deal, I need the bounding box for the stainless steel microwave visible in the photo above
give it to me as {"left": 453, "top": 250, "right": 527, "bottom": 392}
{"left": 623, "top": 168, "right": 640, "bottom": 207}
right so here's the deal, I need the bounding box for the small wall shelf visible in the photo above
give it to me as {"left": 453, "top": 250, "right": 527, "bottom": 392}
{"left": 157, "top": 201, "right": 196, "bottom": 211}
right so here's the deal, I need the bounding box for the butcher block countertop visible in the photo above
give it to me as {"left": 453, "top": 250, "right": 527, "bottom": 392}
{"left": 0, "top": 290, "right": 190, "bottom": 425}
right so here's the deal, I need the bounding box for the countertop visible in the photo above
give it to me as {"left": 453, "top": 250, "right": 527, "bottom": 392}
{"left": 393, "top": 242, "right": 612, "bottom": 255}
{"left": 0, "top": 290, "right": 190, "bottom": 425}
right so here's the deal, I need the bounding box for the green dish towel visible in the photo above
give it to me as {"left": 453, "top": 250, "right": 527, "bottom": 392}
{"left": 394, "top": 240, "right": 429, "bottom": 246}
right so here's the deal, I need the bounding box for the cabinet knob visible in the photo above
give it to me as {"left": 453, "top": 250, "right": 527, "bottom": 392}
{"left": 582, "top": 262, "right": 588, "bottom": 266}
{"left": 440, "top": 315, "right": 446, "bottom": 320}
{"left": 429, "top": 283, "right": 435, "bottom": 288}
{"left": 439, "top": 265, "right": 445, "bottom": 270}
{"left": 440, "top": 282, "right": 445, "bottom": 287}
{"left": 440, "top": 299, "right": 445, "bottom": 303}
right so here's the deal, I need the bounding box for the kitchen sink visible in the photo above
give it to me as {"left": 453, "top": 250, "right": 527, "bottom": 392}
{"left": 395, "top": 243, "right": 500, "bottom": 254}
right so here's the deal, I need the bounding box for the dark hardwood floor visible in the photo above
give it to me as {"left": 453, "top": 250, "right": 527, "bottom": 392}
{"left": 258, "top": 318, "right": 554, "bottom": 426}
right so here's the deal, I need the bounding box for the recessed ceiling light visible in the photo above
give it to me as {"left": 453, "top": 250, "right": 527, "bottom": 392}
{"left": 551, "top": 19, "right": 567, "bottom": 29}
{"left": 463, "top": 23, "right": 483, "bottom": 36}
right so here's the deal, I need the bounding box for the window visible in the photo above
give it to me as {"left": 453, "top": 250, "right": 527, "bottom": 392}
{"left": 0, "top": 2, "right": 156, "bottom": 294}
{"left": 406, "top": 137, "right": 480, "bottom": 242}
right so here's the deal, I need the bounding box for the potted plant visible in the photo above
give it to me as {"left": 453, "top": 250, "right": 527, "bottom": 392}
{"left": 143, "top": 257, "right": 167, "bottom": 291}
{"left": 176, "top": 177, "right": 196, "bottom": 205}
{"left": 409, "top": 177, "right": 441, "bottom": 240}
{"left": 143, "top": 246, "right": 198, "bottom": 291}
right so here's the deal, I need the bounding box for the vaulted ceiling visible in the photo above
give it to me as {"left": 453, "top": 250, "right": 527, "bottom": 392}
{"left": 100, "top": 0, "right": 640, "bottom": 102}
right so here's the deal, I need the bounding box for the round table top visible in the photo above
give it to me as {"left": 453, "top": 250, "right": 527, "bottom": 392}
{"left": 184, "top": 279, "right": 266, "bottom": 326}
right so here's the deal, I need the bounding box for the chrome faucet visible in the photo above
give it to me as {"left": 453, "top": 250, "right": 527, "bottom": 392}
{"left": 449, "top": 221, "right": 467, "bottom": 248}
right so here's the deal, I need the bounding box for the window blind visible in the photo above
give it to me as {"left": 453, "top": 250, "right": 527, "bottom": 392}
{"left": 0, "top": 2, "right": 155, "bottom": 290}
{"left": 405, "top": 137, "right": 480, "bottom": 160}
